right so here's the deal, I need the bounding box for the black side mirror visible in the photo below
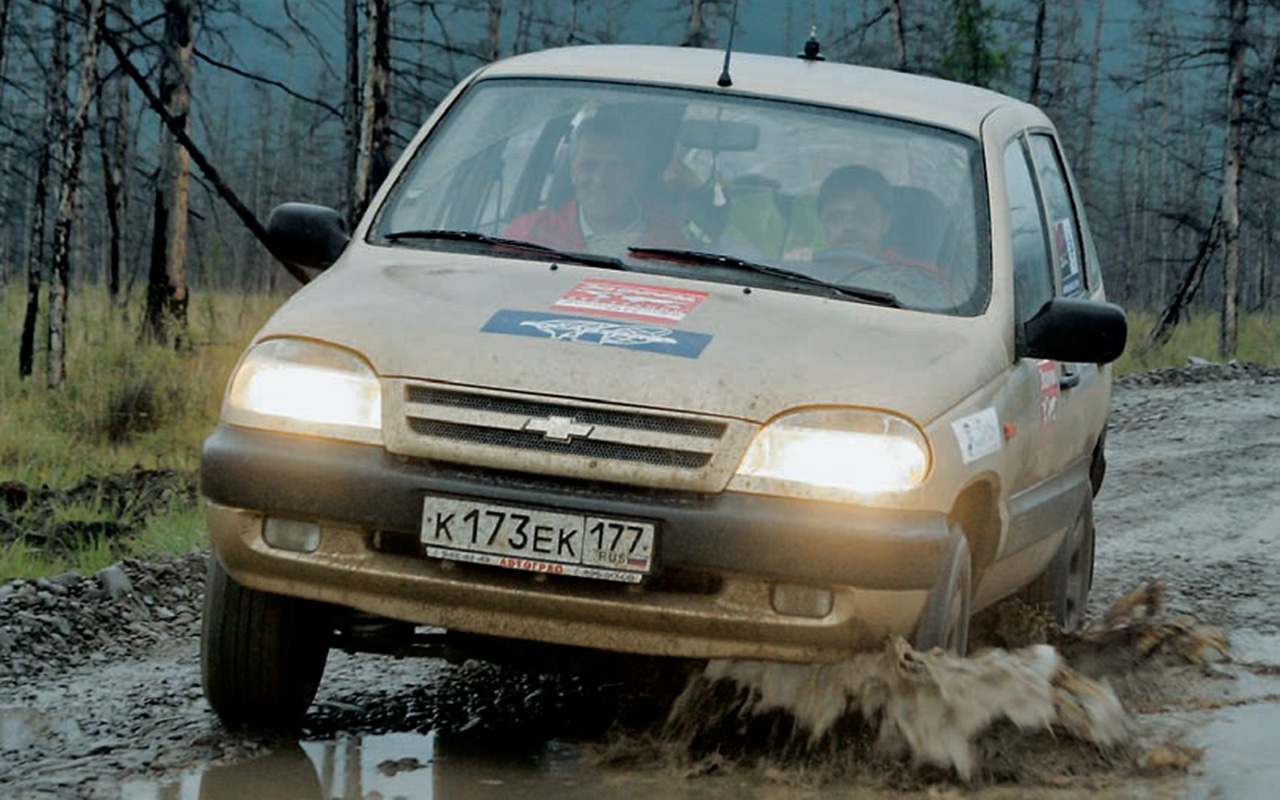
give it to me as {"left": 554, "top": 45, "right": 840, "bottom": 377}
{"left": 265, "top": 203, "right": 350, "bottom": 272}
{"left": 1020, "top": 297, "right": 1128, "bottom": 365}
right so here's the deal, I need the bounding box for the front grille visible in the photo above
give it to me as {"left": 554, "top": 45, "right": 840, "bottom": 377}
{"left": 407, "top": 418, "right": 712, "bottom": 468}
{"left": 407, "top": 386, "right": 726, "bottom": 439}
{"left": 387, "top": 381, "right": 755, "bottom": 492}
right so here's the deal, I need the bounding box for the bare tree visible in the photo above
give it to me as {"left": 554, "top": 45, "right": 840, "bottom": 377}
{"left": 142, "top": 0, "right": 194, "bottom": 347}
{"left": 344, "top": 0, "right": 359, "bottom": 223}
{"left": 1219, "top": 0, "right": 1247, "bottom": 358}
{"left": 354, "top": 0, "right": 390, "bottom": 220}
{"left": 1027, "top": 0, "right": 1046, "bottom": 105}
{"left": 19, "top": 0, "right": 69, "bottom": 380}
{"left": 47, "top": 0, "right": 105, "bottom": 388}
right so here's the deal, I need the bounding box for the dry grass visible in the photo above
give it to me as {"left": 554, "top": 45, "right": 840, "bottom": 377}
{"left": 1114, "top": 310, "right": 1280, "bottom": 376}
{"left": 1, "top": 285, "right": 284, "bottom": 579}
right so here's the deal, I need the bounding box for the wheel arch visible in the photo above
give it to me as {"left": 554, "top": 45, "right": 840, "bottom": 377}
{"left": 947, "top": 476, "right": 1002, "bottom": 586}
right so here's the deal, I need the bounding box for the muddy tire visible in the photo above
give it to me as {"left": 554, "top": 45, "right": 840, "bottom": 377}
{"left": 911, "top": 532, "right": 971, "bottom": 655}
{"left": 1019, "top": 493, "right": 1095, "bottom": 632}
{"left": 200, "top": 558, "right": 332, "bottom": 729}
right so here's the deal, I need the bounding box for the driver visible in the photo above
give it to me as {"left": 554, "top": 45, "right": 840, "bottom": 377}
{"left": 816, "top": 164, "right": 895, "bottom": 257}
{"left": 505, "top": 114, "right": 682, "bottom": 256}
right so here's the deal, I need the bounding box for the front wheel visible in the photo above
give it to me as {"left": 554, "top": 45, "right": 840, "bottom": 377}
{"left": 200, "top": 558, "right": 333, "bottom": 729}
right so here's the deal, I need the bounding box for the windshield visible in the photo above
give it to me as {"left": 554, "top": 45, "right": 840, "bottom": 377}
{"left": 375, "top": 78, "right": 990, "bottom": 316}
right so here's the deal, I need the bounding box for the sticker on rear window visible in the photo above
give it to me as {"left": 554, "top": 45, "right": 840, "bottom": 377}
{"left": 481, "top": 309, "right": 712, "bottom": 359}
{"left": 551, "top": 279, "right": 708, "bottom": 323}
{"left": 952, "top": 408, "right": 1001, "bottom": 464}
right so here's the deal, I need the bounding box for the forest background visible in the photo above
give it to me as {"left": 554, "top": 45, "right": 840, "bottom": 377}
{"left": 1, "top": 0, "right": 1278, "bottom": 576}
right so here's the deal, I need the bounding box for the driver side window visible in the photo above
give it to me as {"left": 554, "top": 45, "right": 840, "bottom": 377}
{"left": 1004, "top": 138, "right": 1054, "bottom": 325}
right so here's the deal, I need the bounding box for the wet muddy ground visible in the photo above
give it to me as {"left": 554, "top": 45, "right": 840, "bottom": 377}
{"left": 3, "top": 363, "right": 1280, "bottom": 799}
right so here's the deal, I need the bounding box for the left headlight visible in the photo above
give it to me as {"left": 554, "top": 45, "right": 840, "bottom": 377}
{"left": 728, "top": 409, "right": 930, "bottom": 500}
{"left": 223, "top": 338, "right": 382, "bottom": 445}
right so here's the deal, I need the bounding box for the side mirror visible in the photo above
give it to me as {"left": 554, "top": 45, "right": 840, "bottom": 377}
{"left": 265, "top": 203, "right": 350, "bottom": 272}
{"left": 1020, "top": 297, "right": 1128, "bottom": 365}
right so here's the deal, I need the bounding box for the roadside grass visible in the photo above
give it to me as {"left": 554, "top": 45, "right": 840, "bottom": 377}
{"left": 1113, "top": 310, "right": 1280, "bottom": 376}
{"left": 1, "top": 286, "right": 284, "bottom": 581}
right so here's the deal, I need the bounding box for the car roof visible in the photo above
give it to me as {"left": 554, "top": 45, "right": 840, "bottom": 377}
{"left": 476, "top": 45, "right": 1045, "bottom": 138}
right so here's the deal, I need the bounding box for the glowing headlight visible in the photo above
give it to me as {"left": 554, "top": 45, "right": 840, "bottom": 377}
{"left": 729, "top": 409, "right": 930, "bottom": 499}
{"left": 223, "top": 339, "right": 382, "bottom": 444}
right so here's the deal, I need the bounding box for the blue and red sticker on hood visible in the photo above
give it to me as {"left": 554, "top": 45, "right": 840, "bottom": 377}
{"left": 481, "top": 279, "right": 714, "bottom": 359}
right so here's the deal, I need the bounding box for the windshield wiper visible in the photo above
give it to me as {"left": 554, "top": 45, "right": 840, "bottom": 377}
{"left": 384, "top": 229, "right": 627, "bottom": 271}
{"left": 628, "top": 246, "right": 902, "bottom": 308}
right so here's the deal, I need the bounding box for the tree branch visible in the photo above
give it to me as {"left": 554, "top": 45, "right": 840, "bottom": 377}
{"left": 103, "top": 25, "right": 310, "bottom": 285}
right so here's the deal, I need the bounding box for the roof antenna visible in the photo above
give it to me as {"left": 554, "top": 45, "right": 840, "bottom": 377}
{"left": 717, "top": 0, "right": 741, "bottom": 87}
{"left": 798, "top": 25, "right": 824, "bottom": 61}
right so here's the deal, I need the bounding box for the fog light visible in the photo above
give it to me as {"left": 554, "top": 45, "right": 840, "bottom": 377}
{"left": 263, "top": 517, "right": 322, "bottom": 553}
{"left": 770, "top": 583, "right": 834, "bottom": 619}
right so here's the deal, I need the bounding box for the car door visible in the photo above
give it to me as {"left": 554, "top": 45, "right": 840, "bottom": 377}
{"left": 1024, "top": 132, "right": 1108, "bottom": 470}
{"left": 993, "top": 131, "right": 1091, "bottom": 575}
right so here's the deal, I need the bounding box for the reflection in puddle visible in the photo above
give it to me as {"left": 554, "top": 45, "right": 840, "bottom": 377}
{"left": 122, "top": 731, "right": 591, "bottom": 800}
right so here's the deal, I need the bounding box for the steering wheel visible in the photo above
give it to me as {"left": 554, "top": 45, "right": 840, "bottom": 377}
{"left": 811, "top": 247, "right": 896, "bottom": 282}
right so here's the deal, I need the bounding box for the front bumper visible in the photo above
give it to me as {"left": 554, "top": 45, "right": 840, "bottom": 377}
{"left": 201, "top": 424, "right": 960, "bottom": 662}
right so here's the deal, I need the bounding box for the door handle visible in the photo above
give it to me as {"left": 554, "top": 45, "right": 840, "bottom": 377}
{"left": 1059, "top": 372, "right": 1080, "bottom": 390}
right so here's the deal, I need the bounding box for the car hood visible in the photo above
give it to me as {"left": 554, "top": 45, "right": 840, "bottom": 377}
{"left": 257, "top": 247, "right": 1004, "bottom": 425}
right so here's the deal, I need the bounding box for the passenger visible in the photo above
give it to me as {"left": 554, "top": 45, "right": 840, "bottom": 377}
{"left": 816, "top": 164, "right": 896, "bottom": 259}
{"left": 799, "top": 164, "right": 952, "bottom": 304}
{"left": 505, "top": 114, "right": 683, "bottom": 256}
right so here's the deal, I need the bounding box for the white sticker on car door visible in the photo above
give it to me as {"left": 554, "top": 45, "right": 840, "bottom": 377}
{"left": 952, "top": 408, "right": 1001, "bottom": 464}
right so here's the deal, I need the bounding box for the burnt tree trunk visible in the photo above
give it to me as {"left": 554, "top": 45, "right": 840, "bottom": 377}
{"left": 1028, "top": 0, "right": 1047, "bottom": 105}
{"left": 47, "top": 0, "right": 105, "bottom": 389}
{"left": 98, "top": 11, "right": 129, "bottom": 301}
{"left": 1078, "top": 0, "right": 1105, "bottom": 192}
{"left": 344, "top": 0, "right": 359, "bottom": 224}
{"left": 142, "top": 0, "right": 193, "bottom": 348}
{"left": 486, "top": 0, "right": 503, "bottom": 61}
{"left": 355, "top": 0, "right": 390, "bottom": 219}
{"left": 686, "top": 0, "right": 706, "bottom": 47}
{"left": 889, "top": 0, "right": 908, "bottom": 72}
{"left": 19, "top": 0, "right": 70, "bottom": 380}
{"left": 1220, "top": 0, "right": 1247, "bottom": 359}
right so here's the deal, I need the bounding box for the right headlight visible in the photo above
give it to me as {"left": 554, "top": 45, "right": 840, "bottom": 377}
{"left": 728, "top": 409, "right": 931, "bottom": 501}
{"left": 222, "top": 338, "right": 382, "bottom": 445}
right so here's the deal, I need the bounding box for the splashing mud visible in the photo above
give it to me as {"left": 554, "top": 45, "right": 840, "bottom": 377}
{"left": 627, "top": 580, "right": 1229, "bottom": 786}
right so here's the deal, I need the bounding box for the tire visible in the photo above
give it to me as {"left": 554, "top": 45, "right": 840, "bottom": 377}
{"left": 1019, "top": 492, "right": 1095, "bottom": 632}
{"left": 911, "top": 531, "right": 972, "bottom": 655}
{"left": 200, "top": 558, "right": 332, "bottom": 729}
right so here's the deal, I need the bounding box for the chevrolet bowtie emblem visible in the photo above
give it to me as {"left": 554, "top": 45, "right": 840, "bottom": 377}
{"left": 523, "top": 415, "right": 595, "bottom": 442}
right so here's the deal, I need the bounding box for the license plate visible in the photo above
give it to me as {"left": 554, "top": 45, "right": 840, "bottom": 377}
{"left": 420, "top": 496, "right": 656, "bottom": 584}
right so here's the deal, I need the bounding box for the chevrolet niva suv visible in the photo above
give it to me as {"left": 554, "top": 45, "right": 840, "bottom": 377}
{"left": 199, "top": 45, "right": 1127, "bottom": 728}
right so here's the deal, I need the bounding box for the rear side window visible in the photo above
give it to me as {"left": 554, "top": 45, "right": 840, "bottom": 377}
{"left": 1003, "top": 140, "right": 1053, "bottom": 323}
{"left": 1028, "top": 135, "right": 1086, "bottom": 297}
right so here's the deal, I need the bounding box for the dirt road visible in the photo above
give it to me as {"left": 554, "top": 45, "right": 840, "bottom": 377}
{"left": 2, "top": 364, "right": 1278, "bottom": 799}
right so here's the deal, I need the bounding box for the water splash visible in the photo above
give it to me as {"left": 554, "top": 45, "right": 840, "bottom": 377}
{"left": 661, "top": 580, "right": 1226, "bottom": 782}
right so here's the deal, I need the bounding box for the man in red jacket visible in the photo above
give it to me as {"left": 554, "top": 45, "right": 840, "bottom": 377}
{"left": 506, "top": 114, "right": 682, "bottom": 256}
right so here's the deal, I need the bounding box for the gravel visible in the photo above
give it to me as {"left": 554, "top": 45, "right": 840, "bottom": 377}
{"left": 0, "top": 554, "right": 207, "bottom": 686}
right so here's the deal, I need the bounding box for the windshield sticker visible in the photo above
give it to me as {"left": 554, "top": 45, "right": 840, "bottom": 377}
{"left": 481, "top": 310, "right": 712, "bottom": 359}
{"left": 952, "top": 408, "right": 1001, "bottom": 464}
{"left": 551, "top": 279, "right": 709, "bottom": 323}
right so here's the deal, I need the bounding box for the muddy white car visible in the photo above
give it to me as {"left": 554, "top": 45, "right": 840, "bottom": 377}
{"left": 199, "top": 44, "right": 1127, "bottom": 727}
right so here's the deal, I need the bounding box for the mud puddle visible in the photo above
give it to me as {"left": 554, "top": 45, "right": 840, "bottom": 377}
{"left": 103, "top": 581, "right": 1280, "bottom": 800}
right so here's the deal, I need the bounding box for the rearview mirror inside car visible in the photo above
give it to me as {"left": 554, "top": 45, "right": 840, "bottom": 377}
{"left": 678, "top": 118, "right": 760, "bottom": 151}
